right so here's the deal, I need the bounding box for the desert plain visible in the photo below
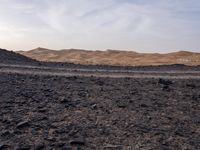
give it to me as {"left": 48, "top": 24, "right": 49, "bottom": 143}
{"left": 0, "top": 48, "right": 200, "bottom": 150}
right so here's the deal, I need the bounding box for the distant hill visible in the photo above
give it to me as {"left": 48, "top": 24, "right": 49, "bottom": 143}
{"left": 18, "top": 47, "right": 200, "bottom": 66}
{"left": 0, "top": 48, "right": 39, "bottom": 65}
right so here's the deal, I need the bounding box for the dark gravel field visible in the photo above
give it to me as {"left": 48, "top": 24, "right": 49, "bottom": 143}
{"left": 0, "top": 72, "right": 200, "bottom": 150}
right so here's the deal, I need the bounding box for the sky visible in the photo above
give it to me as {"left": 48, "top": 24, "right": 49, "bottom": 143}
{"left": 0, "top": 0, "right": 200, "bottom": 53}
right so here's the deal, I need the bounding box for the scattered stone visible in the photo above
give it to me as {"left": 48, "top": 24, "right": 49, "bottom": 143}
{"left": 91, "top": 104, "right": 97, "bottom": 109}
{"left": 158, "top": 78, "right": 173, "bottom": 85}
{"left": 68, "top": 76, "right": 78, "bottom": 80}
{"left": 0, "top": 66, "right": 199, "bottom": 149}
{"left": 16, "top": 144, "right": 31, "bottom": 150}
{"left": 61, "top": 145, "right": 73, "bottom": 150}
{"left": 162, "top": 85, "right": 170, "bottom": 92}
{"left": 140, "top": 103, "right": 148, "bottom": 108}
{"left": 16, "top": 121, "right": 30, "bottom": 129}
{"left": 104, "top": 144, "right": 124, "bottom": 150}
{"left": 35, "top": 143, "right": 45, "bottom": 150}
{"left": 96, "top": 80, "right": 104, "bottom": 86}
{"left": 43, "top": 88, "right": 53, "bottom": 92}
{"left": 46, "top": 137, "right": 56, "bottom": 142}
{"left": 116, "top": 100, "right": 128, "bottom": 108}
{"left": 135, "top": 124, "right": 151, "bottom": 133}
{"left": 0, "top": 143, "right": 9, "bottom": 150}
{"left": 186, "top": 83, "right": 196, "bottom": 88}
{"left": 60, "top": 97, "right": 69, "bottom": 103}
{"left": 55, "top": 142, "right": 66, "bottom": 148}
{"left": 38, "top": 108, "right": 47, "bottom": 113}
{"left": 1, "top": 130, "right": 12, "bottom": 137}
{"left": 78, "top": 91, "right": 87, "bottom": 97}
{"left": 192, "top": 117, "right": 200, "bottom": 124}
{"left": 70, "top": 137, "right": 85, "bottom": 145}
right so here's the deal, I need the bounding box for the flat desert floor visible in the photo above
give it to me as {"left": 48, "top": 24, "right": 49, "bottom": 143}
{"left": 0, "top": 64, "right": 200, "bottom": 150}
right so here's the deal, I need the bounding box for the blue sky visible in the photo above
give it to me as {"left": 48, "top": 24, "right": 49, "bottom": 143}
{"left": 0, "top": 0, "right": 200, "bottom": 52}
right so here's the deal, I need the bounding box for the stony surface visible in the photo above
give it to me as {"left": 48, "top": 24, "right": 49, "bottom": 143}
{"left": 0, "top": 48, "right": 39, "bottom": 65}
{"left": 0, "top": 72, "right": 199, "bottom": 149}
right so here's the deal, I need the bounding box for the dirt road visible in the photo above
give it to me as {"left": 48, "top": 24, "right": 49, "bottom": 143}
{"left": 0, "top": 64, "right": 200, "bottom": 79}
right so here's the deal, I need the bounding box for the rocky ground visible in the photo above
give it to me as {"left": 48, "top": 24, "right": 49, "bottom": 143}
{"left": 0, "top": 49, "right": 39, "bottom": 66}
{"left": 0, "top": 72, "right": 200, "bottom": 150}
{"left": 0, "top": 49, "right": 200, "bottom": 149}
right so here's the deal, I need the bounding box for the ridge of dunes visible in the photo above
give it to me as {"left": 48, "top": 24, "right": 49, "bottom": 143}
{"left": 18, "top": 47, "right": 200, "bottom": 66}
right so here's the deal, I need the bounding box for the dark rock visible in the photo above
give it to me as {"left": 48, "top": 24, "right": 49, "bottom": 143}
{"left": 99, "top": 127, "right": 110, "bottom": 136}
{"left": 116, "top": 100, "right": 128, "bottom": 108}
{"left": 60, "top": 97, "right": 69, "bottom": 103}
{"left": 0, "top": 48, "right": 39, "bottom": 65}
{"left": 55, "top": 142, "right": 66, "bottom": 148}
{"left": 21, "top": 91, "right": 35, "bottom": 98}
{"left": 16, "top": 144, "right": 31, "bottom": 150}
{"left": 96, "top": 80, "right": 104, "bottom": 86}
{"left": 38, "top": 108, "right": 47, "bottom": 113}
{"left": 0, "top": 143, "right": 9, "bottom": 150}
{"left": 46, "top": 136, "right": 56, "bottom": 142}
{"left": 104, "top": 144, "right": 124, "bottom": 149}
{"left": 69, "top": 137, "right": 85, "bottom": 145}
{"left": 61, "top": 145, "right": 73, "bottom": 150}
{"left": 91, "top": 104, "right": 97, "bottom": 109}
{"left": 43, "top": 88, "right": 53, "bottom": 92}
{"left": 35, "top": 143, "right": 45, "bottom": 150}
{"left": 78, "top": 91, "right": 87, "bottom": 97}
{"left": 135, "top": 124, "right": 151, "bottom": 133}
{"left": 140, "top": 103, "right": 148, "bottom": 107}
{"left": 192, "top": 95, "right": 198, "bottom": 101}
{"left": 16, "top": 121, "right": 30, "bottom": 129}
{"left": 117, "top": 103, "right": 127, "bottom": 108}
{"left": 192, "top": 117, "right": 200, "bottom": 124}
{"left": 162, "top": 85, "right": 170, "bottom": 91}
{"left": 159, "top": 78, "right": 173, "bottom": 85}
{"left": 68, "top": 76, "right": 78, "bottom": 80}
{"left": 186, "top": 83, "right": 196, "bottom": 88}
{"left": 1, "top": 130, "right": 12, "bottom": 137}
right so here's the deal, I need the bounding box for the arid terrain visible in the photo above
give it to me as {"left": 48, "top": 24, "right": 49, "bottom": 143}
{"left": 18, "top": 47, "right": 200, "bottom": 66}
{"left": 0, "top": 48, "right": 200, "bottom": 149}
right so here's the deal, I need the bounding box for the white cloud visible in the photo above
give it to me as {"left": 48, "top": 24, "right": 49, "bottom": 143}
{"left": 0, "top": 0, "right": 199, "bottom": 52}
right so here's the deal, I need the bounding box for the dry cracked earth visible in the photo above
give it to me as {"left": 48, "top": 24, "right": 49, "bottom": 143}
{"left": 0, "top": 72, "right": 200, "bottom": 150}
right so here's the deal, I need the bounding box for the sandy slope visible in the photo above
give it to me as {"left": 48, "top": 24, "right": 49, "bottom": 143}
{"left": 18, "top": 47, "right": 200, "bottom": 66}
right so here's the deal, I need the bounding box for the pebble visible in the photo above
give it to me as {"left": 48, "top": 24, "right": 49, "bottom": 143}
{"left": 91, "top": 104, "right": 97, "bottom": 109}
{"left": 0, "top": 143, "right": 9, "bottom": 150}
{"left": 16, "top": 144, "right": 31, "bottom": 150}
{"left": 158, "top": 78, "right": 173, "bottom": 85}
{"left": 16, "top": 121, "right": 30, "bottom": 129}
{"left": 60, "top": 97, "right": 68, "bottom": 103}
{"left": 35, "top": 143, "right": 45, "bottom": 150}
{"left": 70, "top": 137, "right": 85, "bottom": 145}
{"left": 104, "top": 144, "right": 124, "bottom": 150}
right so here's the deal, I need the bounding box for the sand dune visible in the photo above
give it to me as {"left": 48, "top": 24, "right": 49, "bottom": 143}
{"left": 18, "top": 47, "right": 200, "bottom": 66}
